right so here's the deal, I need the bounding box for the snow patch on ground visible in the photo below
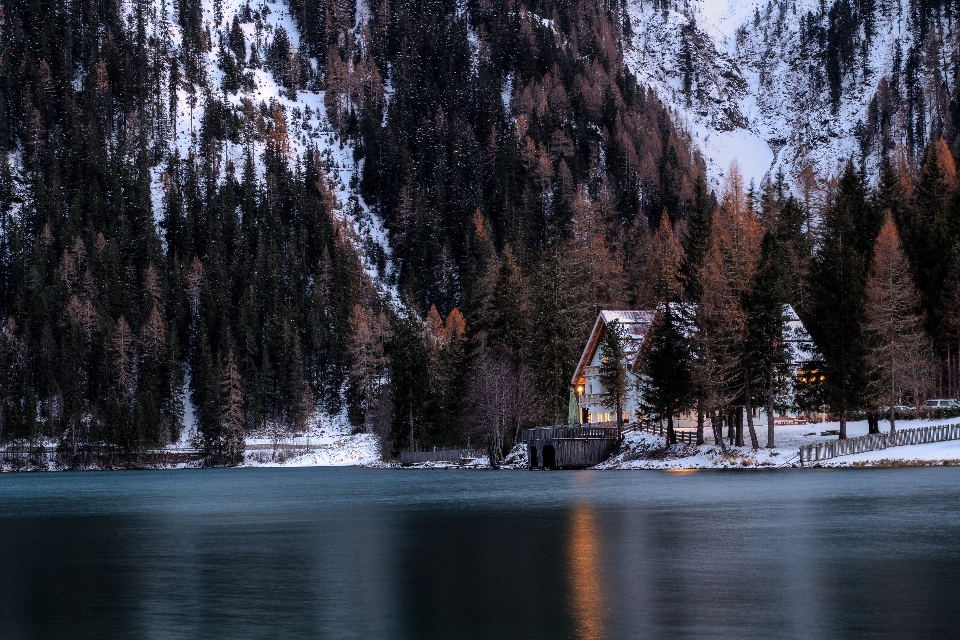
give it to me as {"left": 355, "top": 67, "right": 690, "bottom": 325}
{"left": 242, "top": 412, "right": 382, "bottom": 467}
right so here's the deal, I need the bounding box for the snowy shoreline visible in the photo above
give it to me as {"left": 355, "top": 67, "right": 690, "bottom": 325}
{"left": 385, "top": 417, "right": 960, "bottom": 471}
{"left": 6, "top": 416, "right": 960, "bottom": 472}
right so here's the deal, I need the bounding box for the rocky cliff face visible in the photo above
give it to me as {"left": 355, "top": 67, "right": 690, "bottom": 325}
{"left": 625, "top": 0, "right": 960, "bottom": 191}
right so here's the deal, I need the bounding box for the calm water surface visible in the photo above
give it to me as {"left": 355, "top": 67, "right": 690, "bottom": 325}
{"left": 1, "top": 468, "right": 959, "bottom": 639}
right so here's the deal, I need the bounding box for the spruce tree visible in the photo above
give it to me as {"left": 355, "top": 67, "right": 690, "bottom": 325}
{"left": 809, "top": 161, "right": 872, "bottom": 439}
{"left": 746, "top": 231, "right": 791, "bottom": 448}
{"left": 598, "top": 320, "right": 629, "bottom": 435}
{"left": 638, "top": 304, "right": 693, "bottom": 446}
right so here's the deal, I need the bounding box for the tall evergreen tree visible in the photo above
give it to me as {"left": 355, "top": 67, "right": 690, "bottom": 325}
{"left": 638, "top": 304, "right": 693, "bottom": 446}
{"left": 746, "top": 231, "right": 791, "bottom": 448}
{"left": 809, "top": 161, "right": 873, "bottom": 439}
{"left": 598, "top": 320, "right": 629, "bottom": 435}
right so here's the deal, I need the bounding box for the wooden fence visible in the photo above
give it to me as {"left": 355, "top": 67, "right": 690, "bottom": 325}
{"left": 799, "top": 423, "right": 960, "bottom": 465}
{"left": 635, "top": 422, "right": 699, "bottom": 445}
{"left": 399, "top": 449, "right": 485, "bottom": 465}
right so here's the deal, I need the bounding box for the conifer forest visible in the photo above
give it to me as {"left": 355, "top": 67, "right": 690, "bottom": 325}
{"left": 2, "top": 0, "right": 960, "bottom": 466}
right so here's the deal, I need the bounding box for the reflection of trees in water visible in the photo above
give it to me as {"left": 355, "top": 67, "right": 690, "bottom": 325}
{"left": 568, "top": 505, "right": 605, "bottom": 640}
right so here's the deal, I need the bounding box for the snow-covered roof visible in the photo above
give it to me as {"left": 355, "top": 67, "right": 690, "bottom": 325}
{"left": 572, "top": 304, "right": 817, "bottom": 385}
{"left": 783, "top": 304, "right": 817, "bottom": 366}
{"left": 571, "top": 310, "right": 656, "bottom": 385}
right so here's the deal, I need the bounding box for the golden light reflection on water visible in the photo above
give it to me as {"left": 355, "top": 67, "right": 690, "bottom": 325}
{"left": 568, "top": 505, "right": 605, "bottom": 640}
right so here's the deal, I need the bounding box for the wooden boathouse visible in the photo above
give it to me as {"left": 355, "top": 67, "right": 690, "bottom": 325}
{"left": 522, "top": 425, "right": 620, "bottom": 469}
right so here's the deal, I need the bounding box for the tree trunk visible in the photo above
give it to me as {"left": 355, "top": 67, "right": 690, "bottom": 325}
{"left": 712, "top": 410, "right": 728, "bottom": 453}
{"left": 744, "top": 368, "right": 759, "bottom": 450}
{"left": 765, "top": 365, "right": 775, "bottom": 448}
{"left": 839, "top": 410, "right": 847, "bottom": 439}
{"left": 488, "top": 443, "right": 500, "bottom": 469}
{"left": 889, "top": 362, "right": 896, "bottom": 433}
{"left": 363, "top": 372, "right": 370, "bottom": 433}
{"left": 867, "top": 411, "right": 879, "bottom": 435}
{"left": 616, "top": 398, "right": 623, "bottom": 439}
{"left": 408, "top": 392, "right": 414, "bottom": 451}
{"left": 735, "top": 407, "right": 744, "bottom": 447}
{"left": 696, "top": 402, "right": 705, "bottom": 446}
{"left": 667, "top": 413, "right": 677, "bottom": 445}
{"left": 744, "top": 388, "right": 760, "bottom": 451}
{"left": 727, "top": 407, "right": 735, "bottom": 445}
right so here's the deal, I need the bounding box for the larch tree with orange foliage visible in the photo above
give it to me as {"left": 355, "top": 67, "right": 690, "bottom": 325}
{"left": 636, "top": 212, "right": 684, "bottom": 306}
{"left": 694, "top": 164, "right": 763, "bottom": 448}
{"left": 427, "top": 306, "right": 469, "bottom": 445}
{"left": 346, "top": 304, "right": 393, "bottom": 434}
{"left": 864, "top": 217, "right": 934, "bottom": 431}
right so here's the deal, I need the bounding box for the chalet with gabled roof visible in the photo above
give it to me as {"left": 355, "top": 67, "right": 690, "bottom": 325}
{"left": 569, "top": 305, "right": 817, "bottom": 426}
{"left": 569, "top": 310, "right": 655, "bottom": 425}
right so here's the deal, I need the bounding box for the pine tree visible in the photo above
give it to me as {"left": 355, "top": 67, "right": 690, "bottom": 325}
{"left": 387, "top": 309, "right": 430, "bottom": 456}
{"left": 215, "top": 351, "right": 246, "bottom": 466}
{"left": 638, "top": 304, "right": 693, "bottom": 446}
{"left": 681, "top": 174, "right": 714, "bottom": 302}
{"left": 809, "top": 161, "right": 872, "bottom": 439}
{"left": 528, "top": 244, "right": 592, "bottom": 424}
{"left": 598, "top": 320, "right": 629, "bottom": 435}
{"left": 746, "top": 231, "right": 791, "bottom": 448}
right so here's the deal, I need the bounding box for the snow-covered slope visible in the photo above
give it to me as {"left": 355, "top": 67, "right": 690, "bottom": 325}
{"left": 243, "top": 412, "right": 381, "bottom": 467}
{"left": 146, "top": 0, "right": 395, "bottom": 297}
{"left": 626, "top": 0, "right": 956, "bottom": 191}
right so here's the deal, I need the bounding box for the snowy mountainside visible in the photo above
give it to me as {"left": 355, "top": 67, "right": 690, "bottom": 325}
{"left": 149, "top": 0, "right": 395, "bottom": 295}
{"left": 626, "top": 0, "right": 958, "bottom": 191}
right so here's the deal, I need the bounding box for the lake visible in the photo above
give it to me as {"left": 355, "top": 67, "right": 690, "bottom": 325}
{"left": 1, "top": 467, "right": 959, "bottom": 639}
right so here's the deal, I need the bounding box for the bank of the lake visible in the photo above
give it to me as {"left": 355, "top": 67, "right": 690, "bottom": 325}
{"left": 7, "top": 417, "right": 960, "bottom": 472}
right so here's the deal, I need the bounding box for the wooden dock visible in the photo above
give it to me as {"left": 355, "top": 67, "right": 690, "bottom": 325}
{"left": 521, "top": 425, "right": 620, "bottom": 469}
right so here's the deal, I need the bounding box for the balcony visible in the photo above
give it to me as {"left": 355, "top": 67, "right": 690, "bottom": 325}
{"left": 578, "top": 393, "right": 607, "bottom": 407}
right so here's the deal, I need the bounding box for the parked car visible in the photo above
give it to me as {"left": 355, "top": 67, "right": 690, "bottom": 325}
{"left": 924, "top": 399, "right": 959, "bottom": 409}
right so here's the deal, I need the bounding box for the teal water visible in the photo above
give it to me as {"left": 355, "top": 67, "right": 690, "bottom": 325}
{"left": 1, "top": 467, "right": 959, "bottom": 639}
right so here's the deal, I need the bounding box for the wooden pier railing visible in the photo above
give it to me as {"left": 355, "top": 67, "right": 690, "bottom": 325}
{"left": 521, "top": 426, "right": 620, "bottom": 442}
{"left": 799, "top": 423, "right": 960, "bottom": 464}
